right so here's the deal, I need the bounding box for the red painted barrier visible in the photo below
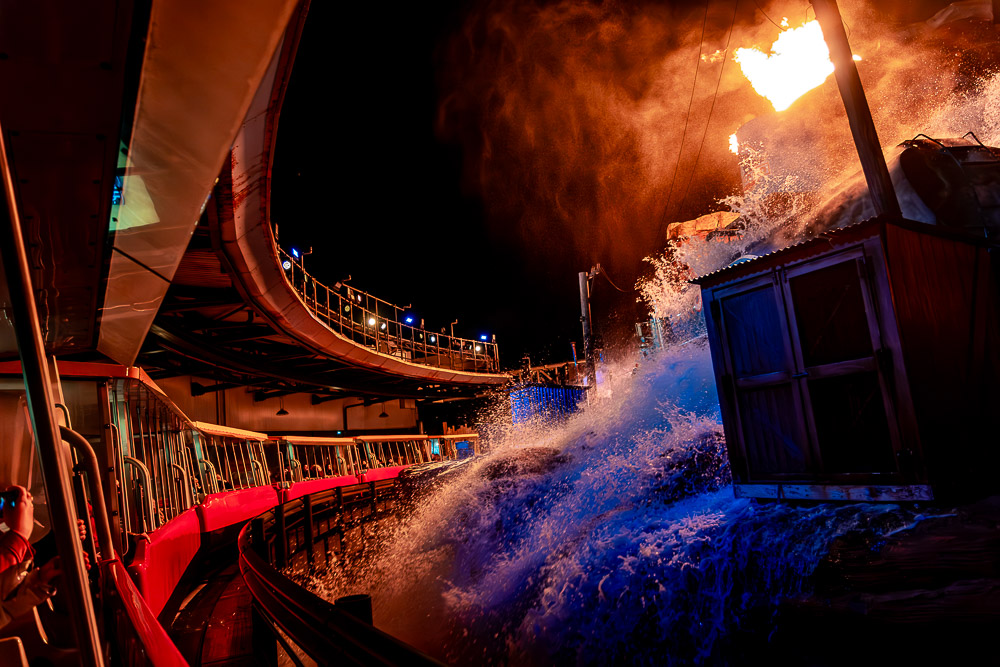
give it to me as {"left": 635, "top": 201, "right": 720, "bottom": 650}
{"left": 197, "top": 486, "right": 281, "bottom": 533}
{"left": 358, "top": 465, "right": 410, "bottom": 483}
{"left": 128, "top": 508, "right": 202, "bottom": 617}
{"left": 285, "top": 476, "right": 358, "bottom": 501}
{"left": 104, "top": 558, "right": 188, "bottom": 666}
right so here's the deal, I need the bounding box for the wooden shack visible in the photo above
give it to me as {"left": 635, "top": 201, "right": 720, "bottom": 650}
{"left": 694, "top": 217, "right": 1000, "bottom": 501}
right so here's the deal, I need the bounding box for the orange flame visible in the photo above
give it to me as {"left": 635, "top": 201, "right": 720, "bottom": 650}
{"left": 734, "top": 20, "right": 838, "bottom": 112}
{"left": 728, "top": 133, "right": 739, "bottom": 155}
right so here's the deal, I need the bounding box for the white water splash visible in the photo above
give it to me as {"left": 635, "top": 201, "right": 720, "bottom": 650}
{"left": 301, "top": 344, "right": 914, "bottom": 665}
{"left": 296, "top": 59, "right": 1000, "bottom": 667}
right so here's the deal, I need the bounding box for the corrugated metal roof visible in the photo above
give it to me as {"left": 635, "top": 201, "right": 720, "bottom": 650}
{"left": 690, "top": 216, "right": 882, "bottom": 284}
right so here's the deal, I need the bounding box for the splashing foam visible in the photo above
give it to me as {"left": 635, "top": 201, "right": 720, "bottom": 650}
{"left": 300, "top": 341, "right": 917, "bottom": 664}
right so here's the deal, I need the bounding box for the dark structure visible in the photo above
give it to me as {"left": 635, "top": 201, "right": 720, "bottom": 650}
{"left": 695, "top": 217, "right": 1000, "bottom": 501}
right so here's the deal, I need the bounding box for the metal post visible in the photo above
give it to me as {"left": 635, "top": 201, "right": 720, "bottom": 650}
{"left": 275, "top": 503, "right": 287, "bottom": 569}
{"left": 303, "top": 494, "right": 315, "bottom": 566}
{"left": 578, "top": 270, "right": 596, "bottom": 386}
{"left": 0, "top": 126, "right": 104, "bottom": 665}
{"left": 251, "top": 517, "right": 268, "bottom": 559}
{"left": 811, "top": 0, "right": 901, "bottom": 219}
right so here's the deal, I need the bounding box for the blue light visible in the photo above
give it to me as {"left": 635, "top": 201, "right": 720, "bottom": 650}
{"left": 480, "top": 334, "right": 488, "bottom": 341}
{"left": 405, "top": 316, "right": 414, "bottom": 324}
{"left": 291, "top": 248, "right": 300, "bottom": 258}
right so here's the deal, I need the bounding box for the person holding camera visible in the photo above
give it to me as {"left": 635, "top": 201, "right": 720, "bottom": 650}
{"left": 0, "top": 485, "right": 69, "bottom": 629}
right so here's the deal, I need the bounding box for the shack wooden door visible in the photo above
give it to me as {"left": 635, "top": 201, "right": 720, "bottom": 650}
{"left": 712, "top": 271, "right": 816, "bottom": 481}
{"left": 712, "top": 248, "right": 901, "bottom": 483}
{"left": 781, "top": 250, "right": 899, "bottom": 476}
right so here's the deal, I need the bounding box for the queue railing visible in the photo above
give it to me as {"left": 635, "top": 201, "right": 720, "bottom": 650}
{"left": 278, "top": 247, "right": 499, "bottom": 373}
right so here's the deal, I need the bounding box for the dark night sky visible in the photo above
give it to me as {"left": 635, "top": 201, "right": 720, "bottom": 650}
{"left": 272, "top": 0, "right": 583, "bottom": 369}
{"left": 271, "top": 0, "right": 960, "bottom": 369}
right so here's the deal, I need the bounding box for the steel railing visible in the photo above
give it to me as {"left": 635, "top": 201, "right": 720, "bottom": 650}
{"left": 239, "top": 481, "right": 441, "bottom": 665}
{"left": 278, "top": 247, "right": 499, "bottom": 373}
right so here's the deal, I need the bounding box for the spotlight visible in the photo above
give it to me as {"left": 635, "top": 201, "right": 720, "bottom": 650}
{"left": 405, "top": 316, "right": 414, "bottom": 324}
{"left": 344, "top": 305, "right": 350, "bottom": 312}
{"left": 479, "top": 334, "right": 488, "bottom": 341}
{"left": 475, "top": 345, "right": 482, "bottom": 352}
{"left": 367, "top": 317, "right": 376, "bottom": 326}
{"left": 429, "top": 335, "right": 436, "bottom": 343}
{"left": 291, "top": 248, "right": 300, "bottom": 259}
{"left": 380, "top": 322, "right": 386, "bottom": 331}
{"left": 282, "top": 260, "right": 292, "bottom": 270}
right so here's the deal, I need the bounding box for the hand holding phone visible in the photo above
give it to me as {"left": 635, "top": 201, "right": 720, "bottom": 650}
{"left": 0, "top": 490, "right": 18, "bottom": 510}
{"left": 1, "top": 486, "right": 33, "bottom": 540}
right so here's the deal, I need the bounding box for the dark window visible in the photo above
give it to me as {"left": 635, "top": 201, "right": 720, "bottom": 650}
{"left": 790, "top": 260, "right": 873, "bottom": 367}
{"left": 809, "top": 373, "right": 895, "bottom": 474}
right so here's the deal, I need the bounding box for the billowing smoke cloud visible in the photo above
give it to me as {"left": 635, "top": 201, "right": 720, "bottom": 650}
{"left": 434, "top": 0, "right": 999, "bottom": 300}
{"left": 435, "top": 0, "right": 771, "bottom": 286}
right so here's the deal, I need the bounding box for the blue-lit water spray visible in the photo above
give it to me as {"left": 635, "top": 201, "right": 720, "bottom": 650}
{"left": 306, "top": 342, "right": 914, "bottom": 665}
{"left": 304, "top": 71, "right": 1000, "bottom": 666}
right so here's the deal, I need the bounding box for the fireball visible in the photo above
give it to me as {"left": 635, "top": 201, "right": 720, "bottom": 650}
{"left": 733, "top": 20, "right": 843, "bottom": 112}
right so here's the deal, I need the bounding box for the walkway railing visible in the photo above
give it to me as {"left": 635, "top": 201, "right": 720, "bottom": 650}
{"left": 238, "top": 481, "right": 441, "bottom": 665}
{"left": 278, "top": 247, "right": 499, "bottom": 373}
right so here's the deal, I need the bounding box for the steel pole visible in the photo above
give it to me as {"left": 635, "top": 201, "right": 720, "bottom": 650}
{"left": 811, "top": 0, "right": 901, "bottom": 219}
{"left": 0, "top": 126, "right": 104, "bottom": 665}
{"left": 578, "top": 271, "right": 595, "bottom": 386}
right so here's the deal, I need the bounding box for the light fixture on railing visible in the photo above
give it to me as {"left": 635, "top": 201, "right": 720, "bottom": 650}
{"left": 380, "top": 322, "right": 387, "bottom": 331}
{"left": 479, "top": 334, "right": 488, "bottom": 341}
{"left": 429, "top": 335, "right": 436, "bottom": 343}
{"left": 282, "top": 260, "right": 292, "bottom": 271}
{"left": 475, "top": 345, "right": 482, "bottom": 352}
{"left": 291, "top": 246, "right": 313, "bottom": 272}
{"left": 378, "top": 402, "right": 389, "bottom": 419}
{"left": 276, "top": 397, "right": 289, "bottom": 416}
{"left": 405, "top": 316, "right": 414, "bottom": 324}
{"left": 344, "top": 305, "right": 350, "bottom": 312}
{"left": 367, "top": 317, "right": 376, "bottom": 327}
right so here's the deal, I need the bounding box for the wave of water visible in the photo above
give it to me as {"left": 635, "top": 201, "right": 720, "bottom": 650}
{"left": 299, "top": 68, "right": 1000, "bottom": 666}
{"left": 303, "top": 342, "right": 916, "bottom": 665}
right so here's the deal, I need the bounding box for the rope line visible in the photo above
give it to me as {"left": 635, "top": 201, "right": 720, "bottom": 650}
{"left": 599, "top": 268, "right": 628, "bottom": 293}
{"left": 675, "top": 0, "right": 740, "bottom": 219}
{"left": 751, "top": 0, "right": 784, "bottom": 30}
{"left": 656, "top": 0, "right": 710, "bottom": 243}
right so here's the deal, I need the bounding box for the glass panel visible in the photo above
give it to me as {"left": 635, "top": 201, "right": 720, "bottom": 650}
{"left": 789, "top": 260, "right": 872, "bottom": 367}
{"left": 737, "top": 385, "right": 808, "bottom": 476}
{"left": 721, "top": 286, "right": 787, "bottom": 377}
{"left": 809, "top": 373, "right": 895, "bottom": 474}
